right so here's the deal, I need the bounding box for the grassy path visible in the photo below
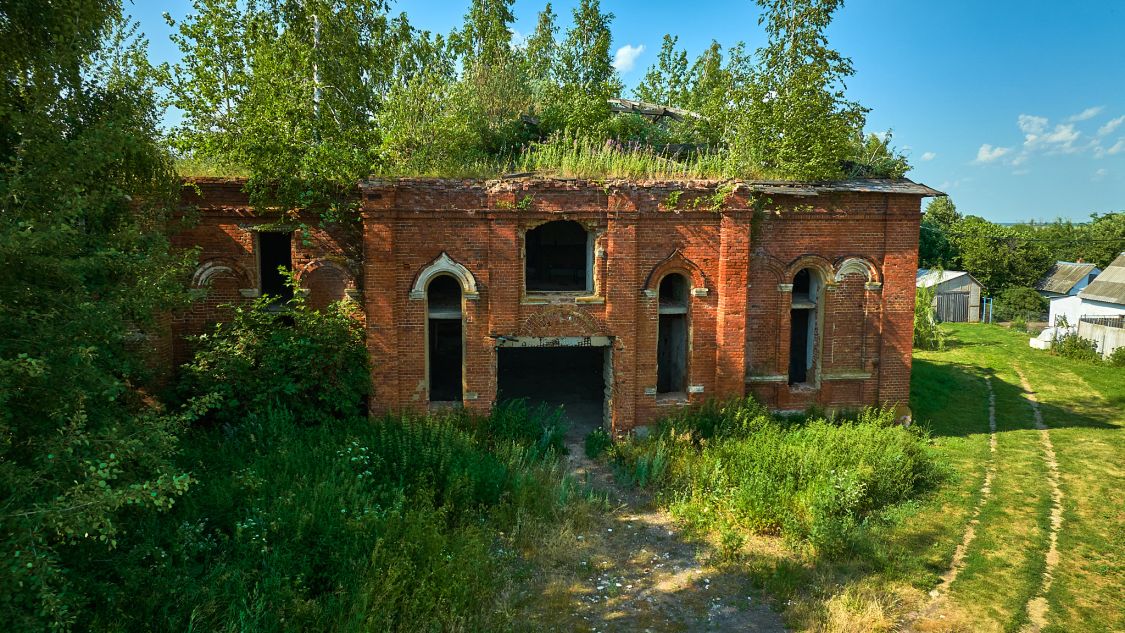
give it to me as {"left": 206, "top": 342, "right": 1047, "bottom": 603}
{"left": 910, "top": 325, "right": 1124, "bottom": 633}
{"left": 523, "top": 427, "right": 788, "bottom": 632}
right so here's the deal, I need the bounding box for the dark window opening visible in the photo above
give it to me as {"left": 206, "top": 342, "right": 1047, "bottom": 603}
{"left": 657, "top": 274, "right": 689, "bottom": 394}
{"left": 525, "top": 220, "right": 590, "bottom": 292}
{"left": 259, "top": 231, "right": 294, "bottom": 302}
{"left": 788, "top": 268, "right": 818, "bottom": 385}
{"left": 428, "top": 275, "right": 463, "bottom": 402}
{"left": 789, "top": 308, "right": 810, "bottom": 384}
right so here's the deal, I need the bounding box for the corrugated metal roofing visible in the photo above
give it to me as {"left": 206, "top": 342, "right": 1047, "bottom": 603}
{"left": 1078, "top": 253, "right": 1125, "bottom": 306}
{"left": 1036, "top": 261, "right": 1099, "bottom": 295}
{"left": 917, "top": 269, "right": 972, "bottom": 288}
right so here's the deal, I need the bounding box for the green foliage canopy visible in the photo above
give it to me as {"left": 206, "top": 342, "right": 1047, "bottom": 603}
{"left": 0, "top": 3, "right": 199, "bottom": 627}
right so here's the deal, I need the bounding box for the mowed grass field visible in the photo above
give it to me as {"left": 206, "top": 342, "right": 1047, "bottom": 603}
{"left": 910, "top": 324, "right": 1124, "bottom": 632}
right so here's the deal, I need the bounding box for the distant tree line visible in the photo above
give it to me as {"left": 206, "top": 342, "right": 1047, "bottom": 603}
{"left": 919, "top": 197, "right": 1125, "bottom": 294}
{"left": 164, "top": 0, "right": 908, "bottom": 210}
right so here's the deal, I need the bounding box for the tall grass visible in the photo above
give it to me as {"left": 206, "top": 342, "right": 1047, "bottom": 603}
{"left": 76, "top": 402, "right": 586, "bottom": 632}
{"left": 614, "top": 398, "right": 937, "bottom": 556}
{"left": 185, "top": 132, "right": 775, "bottom": 182}
{"left": 512, "top": 132, "right": 763, "bottom": 180}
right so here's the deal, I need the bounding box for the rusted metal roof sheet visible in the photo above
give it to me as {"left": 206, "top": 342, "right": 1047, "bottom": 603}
{"left": 917, "top": 268, "right": 983, "bottom": 289}
{"left": 1036, "top": 261, "right": 1099, "bottom": 295}
{"left": 740, "top": 179, "right": 944, "bottom": 197}
{"left": 1079, "top": 253, "right": 1125, "bottom": 306}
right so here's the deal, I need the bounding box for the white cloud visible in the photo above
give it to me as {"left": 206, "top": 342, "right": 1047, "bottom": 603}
{"left": 1068, "top": 106, "right": 1104, "bottom": 122}
{"left": 1098, "top": 115, "right": 1124, "bottom": 137}
{"left": 1018, "top": 114, "right": 1048, "bottom": 135}
{"left": 1092, "top": 168, "right": 1108, "bottom": 181}
{"left": 1107, "top": 138, "right": 1125, "bottom": 155}
{"left": 975, "top": 144, "right": 1010, "bottom": 163}
{"left": 612, "top": 44, "right": 645, "bottom": 73}
{"left": 1043, "top": 123, "right": 1080, "bottom": 151}
{"left": 921, "top": 151, "right": 936, "bottom": 161}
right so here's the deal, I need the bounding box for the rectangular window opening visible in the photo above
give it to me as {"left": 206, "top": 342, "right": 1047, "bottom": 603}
{"left": 657, "top": 313, "right": 688, "bottom": 394}
{"left": 428, "top": 319, "right": 463, "bottom": 402}
{"left": 259, "top": 231, "right": 294, "bottom": 302}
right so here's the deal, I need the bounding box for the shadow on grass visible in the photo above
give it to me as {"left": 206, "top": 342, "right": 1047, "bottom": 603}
{"left": 911, "top": 358, "right": 1119, "bottom": 437}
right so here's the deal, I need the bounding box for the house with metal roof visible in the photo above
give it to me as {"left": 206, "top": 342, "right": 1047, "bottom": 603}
{"left": 917, "top": 269, "right": 984, "bottom": 322}
{"left": 1035, "top": 261, "right": 1102, "bottom": 327}
{"left": 1071, "top": 254, "right": 1125, "bottom": 358}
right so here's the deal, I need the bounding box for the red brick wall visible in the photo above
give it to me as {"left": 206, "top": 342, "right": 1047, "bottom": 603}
{"left": 171, "top": 179, "right": 362, "bottom": 365}
{"left": 174, "top": 178, "right": 923, "bottom": 431}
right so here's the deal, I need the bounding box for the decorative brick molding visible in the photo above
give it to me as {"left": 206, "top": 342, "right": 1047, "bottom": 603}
{"left": 409, "top": 252, "right": 480, "bottom": 300}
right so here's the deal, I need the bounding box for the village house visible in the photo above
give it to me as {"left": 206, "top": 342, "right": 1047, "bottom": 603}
{"left": 1035, "top": 260, "right": 1102, "bottom": 327}
{"left": 172, "top": 177, "right": 942, "bottom": 433}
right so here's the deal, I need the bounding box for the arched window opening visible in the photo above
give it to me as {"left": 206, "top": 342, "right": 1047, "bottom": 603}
{"left": 657, "top": 273, "right": 689, "bottom": 394}
{"left": 525, "top": 220, "right": 591, "bottom": 292}
{"left": 427, "top": 275, "right": 463, "bottom": 402}
{"left": 789, "top": 268, "right": 821, "bottom": 384}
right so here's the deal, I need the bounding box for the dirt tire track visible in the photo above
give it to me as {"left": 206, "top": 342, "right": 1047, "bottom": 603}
{"left": 907, "top": 376, "right": 998, "bottom": 629}
{"left": 1015, "top": 366, "right": 1064, "bottom": 633}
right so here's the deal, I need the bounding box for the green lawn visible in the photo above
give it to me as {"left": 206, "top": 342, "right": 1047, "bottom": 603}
{"left": 910, "top": 324, "right": 1124, "bottom": 632}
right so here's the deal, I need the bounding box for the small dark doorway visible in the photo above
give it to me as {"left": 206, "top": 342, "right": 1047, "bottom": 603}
{"left": 259, "top": 231, "right": 293, "bottom": 301}
{"left": 525, "top": 220, "right": 591, "bottom": 292}
{"left": 427, "top": 275, "right": 463, "bottom": 402}
{"left": 788, "top": 268, "right": 819, "bottom": 385}
{"left": 657, "top": 274, "right": 689, "bottom": 394}
{"left": 497, "top": 346, "right": 607, "bottom": 434}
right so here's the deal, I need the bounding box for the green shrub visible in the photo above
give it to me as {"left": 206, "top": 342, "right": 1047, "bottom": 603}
{"left": 615, "top": 398, "right": 936, "bottom": 557}
{"left": 1052, "top": 332, "right": 1102, "bottom": 364}
{"left": 180, "top": 289, "right": 369, "bottom": 425}
{"left": 994, "top": 286, "right": 1048, "bottom": 322}
{"left": 1011, "top": 315, "right": 1028, "bottom": 332}
{"left": 584, "top": 426, "right": 613, "bottom": 459}
{"left": 1107, "top": 346, "right": 1125, "bottom": 367}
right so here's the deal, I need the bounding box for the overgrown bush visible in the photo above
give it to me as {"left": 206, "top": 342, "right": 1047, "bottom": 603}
{"left": 614, "top": 398, "right": 936, "bottom": 557}
{"left": 180, "top": 289, "right": 369, "bottom": 424}
{"left": 914, "top": 285, "right": 947, "bottom": 350}
{"left": 994, "top": 286, "right": 1048, "bottom": 323}
{"left": 1052, "top": 332, "right": 1102, "bottom": 364}
{"left": 1107, "top": 346, "right": 1125, "bottom": 367}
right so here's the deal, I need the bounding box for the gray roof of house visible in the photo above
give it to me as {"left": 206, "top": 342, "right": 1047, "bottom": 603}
{"left": 1078, "top": 253, "right": 1125, "bottom": 306}
{"left": 1036, "top": 261, "right": 1100, "bottom": 295}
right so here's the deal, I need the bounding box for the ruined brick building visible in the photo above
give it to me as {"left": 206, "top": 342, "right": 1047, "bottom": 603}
{"left": 174, "top": 177, "right": 942, "bottom": 432}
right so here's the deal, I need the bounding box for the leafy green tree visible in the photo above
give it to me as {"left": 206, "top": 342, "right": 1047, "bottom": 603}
{"left": 731, "top": 0, "right": 866, "bottom": 179}
{"left": 545, "top": 0, "right": 622, "bottom": 133}
{"left": 454, "top": 0, "right": 516, "bottom": 67}
{"left": 0, "top": 4, "right": 199, "bottom": 628}
{"left": 954, "top": 215, "right": 1052, "bottom": 292}
{"left": 167, "top": 0, "right": 394, "bottom": 213}
{"left": 634, "top": 35, "right": 690, "bottom": 106}
{"left": 523, "top": 3, "right": 559, "bottom": 92}
{"left": 919, "top": 196, "right": 962, "bottom": 269}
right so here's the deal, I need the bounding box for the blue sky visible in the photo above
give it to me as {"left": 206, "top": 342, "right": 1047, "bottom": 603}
{"left": 133, "top": 0, "right": 1125, "bottom": 223}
